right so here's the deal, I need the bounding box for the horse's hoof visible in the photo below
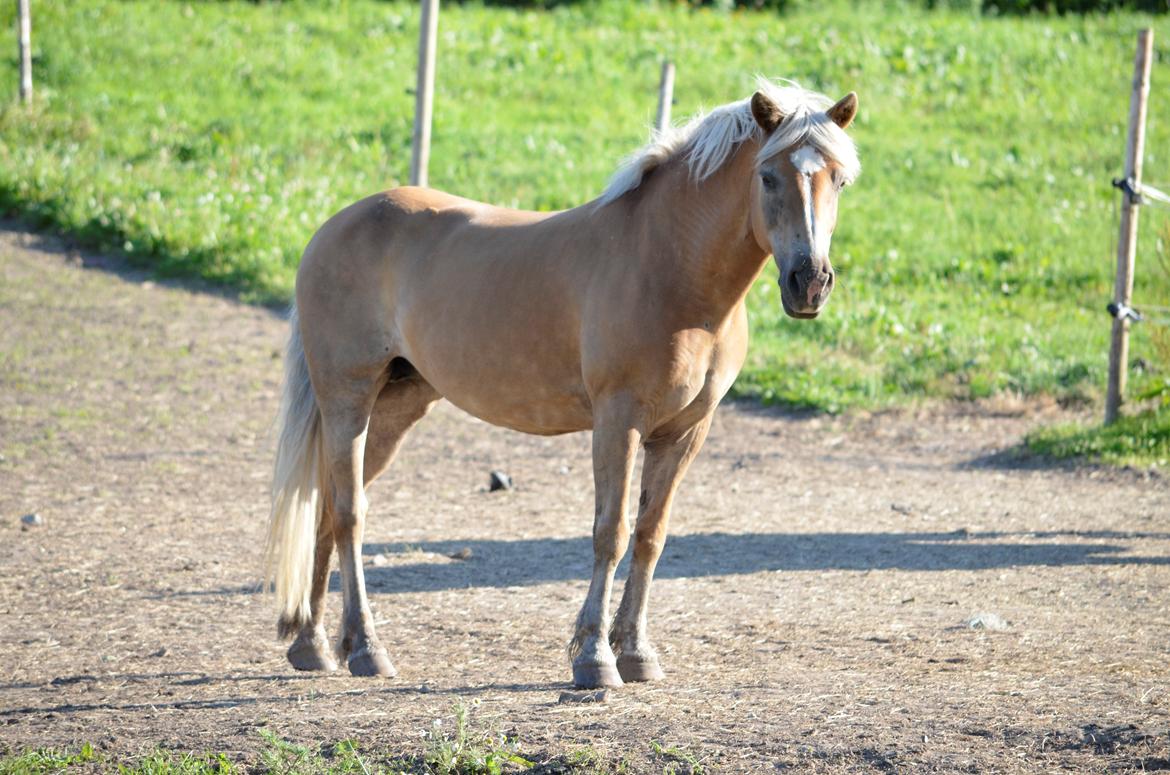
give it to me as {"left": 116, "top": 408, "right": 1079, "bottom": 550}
{"left": 572, "top": 661, "right": 624, "bottom": 689}
{"left": 287, "top": 642, "right": 339, "bottom": 672}
{"left": 617, "top": 655, "right": 665, "bottom": 683}
{"left": 347, "top": 646, "right": 397, "bottom": 678}
{"left": 287, "top": 630, "right": 338, "bottom": 672}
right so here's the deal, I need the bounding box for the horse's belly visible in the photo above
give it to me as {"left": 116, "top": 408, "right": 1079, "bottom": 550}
{"left": 405, "top": 342, "right": 593, "bottom": 435}
{"left": 443, "top": 388, "right": 593, "bottom": 436}
{"left": 392, "top": 248, "right": 592, "bottom": 434}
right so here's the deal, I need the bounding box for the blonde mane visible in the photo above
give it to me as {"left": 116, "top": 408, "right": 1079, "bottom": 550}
{"left": 598, "top": 77, "right": 860, "bottom": 205}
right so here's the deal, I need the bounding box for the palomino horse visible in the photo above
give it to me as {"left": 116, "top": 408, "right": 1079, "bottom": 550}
{"left": 266, "top": 79, "right": 860, "bottom": 689}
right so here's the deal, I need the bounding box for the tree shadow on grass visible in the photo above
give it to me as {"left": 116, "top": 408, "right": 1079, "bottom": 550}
{"left": 352, "top": 529, "right": 1170, "bottom": 595}
{"left": 0, "top": 217, "right": 290, "bottom": 311}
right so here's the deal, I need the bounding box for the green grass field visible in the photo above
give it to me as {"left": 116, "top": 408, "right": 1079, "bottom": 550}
{"left": 0, "top": 0, "right": 1167, "bottom": 443}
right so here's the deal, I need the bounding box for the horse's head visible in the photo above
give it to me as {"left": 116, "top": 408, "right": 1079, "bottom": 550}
{"left": 748, "top": 89, "right": 858, "bottom": 319}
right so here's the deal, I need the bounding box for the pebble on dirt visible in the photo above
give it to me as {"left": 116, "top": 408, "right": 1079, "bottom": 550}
{"left": 489, "top": 470, "right": 513, "bottom": 492}
{"left": 558, "top": 689, "right": 609, "bottom": 704}
{"left": 20, "top": 513, "right": 43, "bottom": 529}
{"left": 965, "top": 612, "right": 1009, "bottom": 631}
{"left": 449, "top": 547, "right": 473, "bottom": 560}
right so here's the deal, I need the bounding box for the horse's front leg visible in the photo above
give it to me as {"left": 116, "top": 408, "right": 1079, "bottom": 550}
{"left": 569, "top": 398, "right": 643, "bottom": 689}
{"left": 610, "top": 413, "right": 713, "bottom": 682}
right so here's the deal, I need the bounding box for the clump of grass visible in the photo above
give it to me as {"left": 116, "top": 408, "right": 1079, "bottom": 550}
{"left": 0, "top": 743, "right": 96, "bottom": 774}
{"left": 1025, "top": 402, "right": 1170, "bottom": 467}
{"left": 258, "top": 731, "right": 381, "bottom": 775}
{"left": 120, "top": 751, "right": 237, "bottom": 774}
{"left": 0, "top": 743, "right": 237, "bottom": 775}
{"left": 422, "top": 701, "right": 533, "bottom": 775}
{"left": 648, "top": 741, "right": 705, "bottom": 775}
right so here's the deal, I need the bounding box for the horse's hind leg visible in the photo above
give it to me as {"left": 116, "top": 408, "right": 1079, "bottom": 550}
{"left": 310, "top": 363, "right": 392, "bottom": 677}
{"left": 320, "top": 372, "right": 439, "bottom": 677}
{"left": 609, "top": 413, "right": 712, "bottom": 682}
{"left": 362, "top": 373, "right": 440, "bottom": 487}
{"left": 286, "top": 516, "right": 338, "bottom": 671}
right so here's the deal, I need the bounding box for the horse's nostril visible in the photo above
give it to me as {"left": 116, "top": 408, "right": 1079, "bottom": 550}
{"left": 826, "top": 270, "right": 835, "bottom": 287}
{"left": 786, "top": 270, "right": 801, "bottom": 297}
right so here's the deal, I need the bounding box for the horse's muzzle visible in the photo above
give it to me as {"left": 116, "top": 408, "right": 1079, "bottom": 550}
{"left": 780, "top": 267, "right": 834, "bottom": 319}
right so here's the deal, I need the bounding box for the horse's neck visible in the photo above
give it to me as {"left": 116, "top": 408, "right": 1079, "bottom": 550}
{"left": 628, "top": 141, "right": 769, "bottom": 314}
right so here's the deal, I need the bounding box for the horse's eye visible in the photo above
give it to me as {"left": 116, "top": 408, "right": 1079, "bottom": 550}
{"left": 760, "top": 172, "right": 779, "bottom": 191}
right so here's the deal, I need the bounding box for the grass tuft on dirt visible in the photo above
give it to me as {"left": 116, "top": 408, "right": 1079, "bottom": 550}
{"left": 1025, "top": 401, "right": 1170, "bottom": 467}
{"left": 0, "top": 744, "right": 97, "bottom": 775}
{"left": 0, "top": 744, "right": 236, "bottom": 775}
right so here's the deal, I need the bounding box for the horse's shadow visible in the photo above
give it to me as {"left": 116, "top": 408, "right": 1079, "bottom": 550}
{"left": 349, "top": 529, "right": 1170, "bottom": 595}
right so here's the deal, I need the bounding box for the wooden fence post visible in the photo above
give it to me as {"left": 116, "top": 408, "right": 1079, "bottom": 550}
{"left": 1106, "top": 28, "right": 1154, "bottom": 425}
{"left": 17, "top": 0, "right": 32, "bottom": 103}
{"left": 410, "top": 0, "right": 439, "bottom": 188}
{"left": 655, "top": 61, "right": 675, "bottom": 133}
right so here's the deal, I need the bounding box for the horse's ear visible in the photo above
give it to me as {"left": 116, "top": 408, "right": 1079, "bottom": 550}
{"left": 827, "top": 92, "right": 858, "bottom": 129}
{"left": 750, "top": 91, "right": 784, "bottom": 133}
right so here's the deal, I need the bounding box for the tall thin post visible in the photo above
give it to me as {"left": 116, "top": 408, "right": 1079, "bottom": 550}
{"left": 17, "top": 0, "right": 32, "bottom": 103}
{"left": 409, "top": 0, "right": 439, "bottom": 188}
{"left": 655, "top": 60, "right": 675, "bottom": 133}
{"left": 1106, "top": 28, "right": 1154, "bottom": 425}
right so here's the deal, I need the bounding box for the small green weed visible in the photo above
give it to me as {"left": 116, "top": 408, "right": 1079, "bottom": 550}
{"left": 118, "top": 751, "right": 236, "bottom": 774}
{"left": 257, "top": 731, "right": 378, "bottom": 775}
{"left": 257, "top": 730, "right": 318, "bottom": 774}
{"left": 648, "top": 741, "right": 704, "bottom": 775}
{"left": 422, "top": 701, "right": 533, "bottom": 775}
{"left": 0, "top": 743, "right": 95, "bottom": 774}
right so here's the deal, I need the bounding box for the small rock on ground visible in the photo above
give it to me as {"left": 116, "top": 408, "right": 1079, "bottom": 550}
{"left": 965, "top": 612, "right": 1009, "bottom": 631}
{"left": 558, "top": 689, "right": 609, "bottom": 704}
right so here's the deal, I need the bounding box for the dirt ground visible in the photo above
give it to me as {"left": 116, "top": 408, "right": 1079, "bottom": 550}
{"left": 1, "top": 223, "right": 1169, "bottom": 773}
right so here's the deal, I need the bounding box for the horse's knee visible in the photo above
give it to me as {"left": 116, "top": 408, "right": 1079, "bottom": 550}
{"left": 593, "top": 516, "right": 630, "bottom": 559}
{"left": 633, "top": 530, "right": 665, "bottom": 563}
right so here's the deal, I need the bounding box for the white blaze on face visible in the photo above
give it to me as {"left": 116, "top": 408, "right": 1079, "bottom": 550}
{"left": 790, "top": 145, "right": 826, "bottom": 175}
{"left": 789, "top": 145, "right": 832, "bottom": 258}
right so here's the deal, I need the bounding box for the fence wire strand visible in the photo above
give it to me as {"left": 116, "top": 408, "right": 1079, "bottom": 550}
{"left": 1140, "top": 185, "right": 1170, "bottom": 207}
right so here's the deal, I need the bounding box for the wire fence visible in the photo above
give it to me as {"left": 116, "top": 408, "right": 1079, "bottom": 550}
{"left": 1107, "top": 176, "right": 1170, "bottom": 329}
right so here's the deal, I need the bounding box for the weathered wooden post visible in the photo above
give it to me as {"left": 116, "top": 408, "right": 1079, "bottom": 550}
{"left": 655, "top": 61, "right": 675, "bottom": 133}
{"left": 17, "top": 0, "right": 32, "bottom": 103}
{"left": 1105, "top": 28, "right": 1154, "bottom": 425}
{"left": 410, "top": 0, "right": 439, "bottom": 188}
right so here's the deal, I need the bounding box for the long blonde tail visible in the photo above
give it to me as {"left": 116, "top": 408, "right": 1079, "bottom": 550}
{"left": 265, "top": 306, "right": 326, "bottom": 639}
